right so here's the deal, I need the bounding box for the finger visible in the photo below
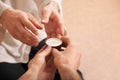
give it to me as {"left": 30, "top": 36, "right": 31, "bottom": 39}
{"left": 28, "top": 13, "right": 43, "bottom": 29}
{"left": 61, "top": 37, "right": 71, "bottom": 47}
{"left": 41, "top": 8, "right": 51, "bottom": 24}
{"left": 51, "top": 11, "right": 65, "bottom": 36}
{"left": 17, "top": 22, "right": 40, "bottom": 46}
{"left": 37, "top": 45, "right": 47, "bottom": 53}
{"left": 20, "top": 15, "right": 39, "bottom": 35}
{"left": 38, "top": 45, "right": 52, "bottom": 57}
{"left": 57, "top": 23, "right": 65, "bottom": 36}
{"left": 51, "top": 48, "right": 61, "bottom": 58}
{"left": 46, "top": 56, "right": 56, "bottom": 71}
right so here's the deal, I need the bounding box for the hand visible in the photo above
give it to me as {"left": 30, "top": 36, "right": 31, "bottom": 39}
{"left": 0, "top": 8, "right": 43, "bottom": 46}
{"left": 28, "top": 46, "right": 56, "bottom": 80}
{"left": 51, "top": 37, "right": 81, "bottom": 70}
{"left": 38, "top": 55, "right": 56, "bottom": 80}
{"left": 41, "top": 1, "right": 65, "bottom": 37}
{"left": 19, "top": 46, "right": 56, "bottom": 80}
{"left": 51, "top": 37, "right": 81, "bottom": 80}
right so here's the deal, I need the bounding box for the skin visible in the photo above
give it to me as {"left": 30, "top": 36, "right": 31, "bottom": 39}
{"left": 19, "top": 37, "right": 82, "bottom": 80}
{"left": 41, "top": 1, "right": 65, "bottom": 38}
{"left": 0, "top": 8, "right": 42, "bottom": 46}
{"left": 51, "top": 37, "right": 82, "bottom": 80}
{"left": 0, "top": 1, "right": 65, "bottom": 46}
{"left": 19, "top": 46, "right": 56, "bottom": 80}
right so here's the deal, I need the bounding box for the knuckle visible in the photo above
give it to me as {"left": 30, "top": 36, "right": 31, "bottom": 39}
{"left": 24, "top": 19, "right": 29, "bottom": 24}
{"left": 17, "top": 13, "right": 24, "bottom": 19}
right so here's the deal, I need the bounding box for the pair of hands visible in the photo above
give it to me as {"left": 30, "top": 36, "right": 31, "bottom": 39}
{"left": 0, "top": 1, "right": 65, "bottom": 46}
{"left": 19, "top": 37, "right": 81, "bottom": 80}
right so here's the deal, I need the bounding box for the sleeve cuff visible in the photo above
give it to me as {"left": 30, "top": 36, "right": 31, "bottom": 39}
{"left": 36, "top": 0, "right": 63, "bottom": 17}
{"left": 51, "top": 0, "right": 63, "bottom": 17}
{"left": 0, "top": 1, "right": 11, "bottom": 17}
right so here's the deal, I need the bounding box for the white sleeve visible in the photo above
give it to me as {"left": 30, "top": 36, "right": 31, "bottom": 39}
{"left": 52, "top": 0, "right": 63, "bottom": 16}
{"left": 0, "top": 1, "right": 10, "bottom": 17}
{"left": 34, "top": 0, "right": 63, "bottom": 17}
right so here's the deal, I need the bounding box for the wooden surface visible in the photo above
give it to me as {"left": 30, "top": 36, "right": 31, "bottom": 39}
{"left": 63, "top": 0, "right": 120, "bottom": 80}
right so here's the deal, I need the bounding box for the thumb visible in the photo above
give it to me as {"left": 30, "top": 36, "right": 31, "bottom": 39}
{"left": 38, "top": 45, "right": 52, "bottom": 57}
{"left": 41, "top": 9, "right": 51, "bottom": 24}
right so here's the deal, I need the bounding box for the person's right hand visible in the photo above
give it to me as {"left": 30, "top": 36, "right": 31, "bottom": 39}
{"left": 51, "top": 37, "right": 81, "bottom": 80}
{"left": 0, "top": 8, "right": 43, "bottom": 46}
{"left": 51, "top": 37, "right": 81, "bottom": 70}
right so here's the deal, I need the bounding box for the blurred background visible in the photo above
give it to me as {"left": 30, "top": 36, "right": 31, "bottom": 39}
{"left": 62, "top": 0, "right": 120, "bottom": 80}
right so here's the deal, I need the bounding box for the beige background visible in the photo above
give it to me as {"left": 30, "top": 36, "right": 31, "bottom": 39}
{"left": 62, "top": 0, "right": 120, "bottom": 80}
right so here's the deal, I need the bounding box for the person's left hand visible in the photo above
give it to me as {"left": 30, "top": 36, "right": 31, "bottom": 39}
{"left": 28, "top": 46, "right": 56, "bottom": 80}
{"left": 28, "top": 45, "right": 56, "bottom": 80}
{"left": 41, "top": 1, "right": 65, "bottom": 37}
{"left": 19, "top": 45, "right": 56, "bottom": 80}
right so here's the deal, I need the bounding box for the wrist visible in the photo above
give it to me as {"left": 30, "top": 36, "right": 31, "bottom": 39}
{"left": 0, "top": 8, "right": 13, "bottom": 23}
{"left": 19, "top": 67, "right": 39, "bottom": 80}
{"left": 0, "top": 8, "right": 13, "bottom": 17}
{"left": 58, "top": 65, "right": 83, "bottom": 80}
{"left": 49, "top": 1, "right": 60, "bottom": 13}
{"left": 58, "top": 64, "right": 75, "bottom": 73}
{"left": 58, "top": 65, "right": 75, "bottom": 79}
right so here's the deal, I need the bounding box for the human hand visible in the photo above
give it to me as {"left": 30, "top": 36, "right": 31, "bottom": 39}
{"left": 0, "top": 8, "right": 43, "bottom": 46}
{"left": 27, "top": 45, "right": 56, "bottom": 80}
{"left": 51, "top": 37, "right": 81, "bottom": 70}
{"left": 51, "top": 37, "right": 81, "bottom": 80}
{"left": 41, "top": 1, "right": 65, "bottom": 37}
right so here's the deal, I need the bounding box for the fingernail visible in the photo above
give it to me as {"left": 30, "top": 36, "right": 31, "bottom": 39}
{"left": 41, "top": 20, "right": 46, "bottom": 23}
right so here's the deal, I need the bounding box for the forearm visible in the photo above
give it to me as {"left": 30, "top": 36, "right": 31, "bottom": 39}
{"left": 58, "top": 65, "right": 83, "bottom": 80}
{"left": 18, "top": 67, "right": 39, "bottom": 80}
